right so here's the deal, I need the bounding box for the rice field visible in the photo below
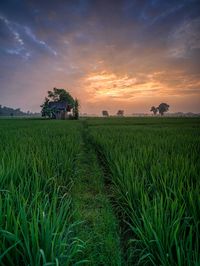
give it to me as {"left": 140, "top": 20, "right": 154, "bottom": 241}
{"left": 88, "top": 117, "right": 200, "bottom": 265}
{"left": 0, "top": 117, "right": 200, "bottom": 265}
{"left": 0, "top": 120, "right": 85, "bottom": 266}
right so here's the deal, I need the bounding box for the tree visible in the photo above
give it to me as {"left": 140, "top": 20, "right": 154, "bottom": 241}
{"left": 41, "top": 97, "right": 51, "bottom": 117}
{"left": 150, "top": 106, "right": 158, "bottom": 115}
{"left": 73, "top": 98, "right": 79, "bottom": 120}
{"left": 157, "top": 103, "right": 169, "bottom": 116}
{"left": 47, "top": 88, "right": 74, "bottom": 106}
{"left": 102, "top": 110, "right": 109, "bottom": 117}
{"left": 117, "top": 110, "right": 124, "bottom": 116}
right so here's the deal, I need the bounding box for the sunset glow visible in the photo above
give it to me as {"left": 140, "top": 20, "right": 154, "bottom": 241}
{"left": 0, "top": 0, "right": 200, "bottom": 114}
{"left": 85, "top": 71, "right": 169, "bottom": 100}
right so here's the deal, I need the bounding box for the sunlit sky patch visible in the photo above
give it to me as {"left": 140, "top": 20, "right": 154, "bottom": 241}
{"left": 0, "top": 0, "right": 200, "bottom": 114}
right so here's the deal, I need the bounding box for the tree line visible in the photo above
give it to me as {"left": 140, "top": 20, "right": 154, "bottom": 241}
{"left": 0, "top": 105, "right": 38, "bottom": 117}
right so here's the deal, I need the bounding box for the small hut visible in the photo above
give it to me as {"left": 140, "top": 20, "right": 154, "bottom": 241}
{"left": 48, "top": 101, "right": 72, "bottom": 119}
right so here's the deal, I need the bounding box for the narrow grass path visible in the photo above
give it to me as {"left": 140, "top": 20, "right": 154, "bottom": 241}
{"left": 72, "top": 121, "right": 122, "bottom": 265}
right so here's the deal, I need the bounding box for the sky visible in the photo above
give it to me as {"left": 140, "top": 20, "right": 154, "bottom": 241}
{"left": 0, "top": 0, "right": 200, "bottom": 114}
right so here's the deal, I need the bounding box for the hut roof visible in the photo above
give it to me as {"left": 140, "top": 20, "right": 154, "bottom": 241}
{"left": 48, "top": 101, "right": 68, "bottom": 110}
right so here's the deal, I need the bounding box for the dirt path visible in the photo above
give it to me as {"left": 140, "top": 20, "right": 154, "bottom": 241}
{"left": 72, "top": 121, "right": 123, "bottom": 265}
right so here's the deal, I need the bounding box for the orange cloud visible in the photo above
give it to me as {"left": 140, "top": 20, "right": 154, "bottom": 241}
{"left": 84, "top": 70, "right": 198, "bottom": 104}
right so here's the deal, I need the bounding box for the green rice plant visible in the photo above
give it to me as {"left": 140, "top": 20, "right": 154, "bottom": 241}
{"left": 0, "top": 120, "right": 86, "bottom": 266}
{"left": 89, "top": 118, "right": 200, "bottom": 265}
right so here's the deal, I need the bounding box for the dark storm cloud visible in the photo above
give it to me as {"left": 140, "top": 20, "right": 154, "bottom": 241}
{"left": 0, "top": 0, "right": 200, "bottom": 113}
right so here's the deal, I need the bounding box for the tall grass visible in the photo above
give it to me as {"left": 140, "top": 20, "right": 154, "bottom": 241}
{"left": 0, "top": 120, "right": 85, "bottom": 266}
{"left": 89, "top": 119, "right": 200, "bottom": 265}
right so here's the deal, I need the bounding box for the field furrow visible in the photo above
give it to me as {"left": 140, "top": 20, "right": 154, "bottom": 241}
{"left": 72, "top": 121, "right": 122, "bottom": 265}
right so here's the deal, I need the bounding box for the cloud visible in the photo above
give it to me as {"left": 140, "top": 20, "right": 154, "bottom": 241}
{"left": 24, "top": 26, "right": 57, "bottom": 56}
{"left": 168, "top": 18, "right": 200, "bottom": 58}
{"left": 0, "top": 14, "right": 57, "bottom": 59}
{"left": 0, "top": 14, "right": 26, "bottom": 57}
{"left": 84, "top": 69, "right": 200, "bottom": 104}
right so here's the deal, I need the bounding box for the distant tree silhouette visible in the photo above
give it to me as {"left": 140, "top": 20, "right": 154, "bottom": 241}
{"left": 102, "top": 110, "right": 109, "bottom": 117}
{"left": 117, "top": 110, "right": 124, "bottom": 116}
{"left": 0, "top": 105, "right": 29, "bottom": 116}
{"left": 150, "top": 106, "right": 158, "bottom": 115}
{"left": 158, "top": 103, "right": 170, "bottom": 116}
